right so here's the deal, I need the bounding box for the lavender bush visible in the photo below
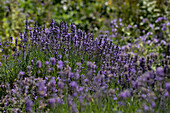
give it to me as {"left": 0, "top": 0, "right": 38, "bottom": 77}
{"left": 103, "top": 17, "right": 170, "bottom": 57}
{"left": 0, "top": 17, "right": 169, "bottom": 112}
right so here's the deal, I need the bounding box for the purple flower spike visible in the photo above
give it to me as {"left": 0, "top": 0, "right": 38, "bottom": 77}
{"left": 31, "top": 60, "right": 34, "bottom": 65}
{"left": 36, "top": 60, "right": 42, "bottom": 68}
{"left": 113, "top": 96, "right": 117, "bottom": 100}
{"left": 38, "top": 81, "right": 47, "bottom": 97}
{"left": 56, "top": 98, "right": 61, "bottom": 104}
{"left": 25, "top": 99, "right": 33, "bottom": 112}
{"left": 15, "top": 37, "right": 18, "bottom": 45}
{"left": 156, "top": 67, "right": 164, "bottom": 76}
{"left": 50, "top": 57, "right": 56, "bottom": 66}
{"left": 58, "top": 81, "right": 65, "bottom": 89}
{"left": 165, "top": 82, "right": 170, "bottom": 93}
{"left": 48, "top": 98, "right": 56, "bottom": 108}
{"left": 118, "top": 90, "right": 131, "bottom": 100}
{"left": 57, "top": 60, "right": 63, "bottom": 69}
{"left": 49, "top": 77, "right": 56, "bottom": 87}
{"left": 19, "top": 71, "right": 25, "bottom": 76}
{"left": 70, "top": 81, "right": 78, "bottom": 89}
{"left": 10, "top": 36, "right": 13, "bottom": 42}
{"left": 18, "top": 71, "right": 25, "bottom": 80}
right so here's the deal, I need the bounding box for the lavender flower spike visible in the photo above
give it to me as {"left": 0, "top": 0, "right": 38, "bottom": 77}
{"left": 36, "top": 60, "right": 42, "bottom": 68}
{"left": 50, "top": 57, "right": 56, "bottom": 66}
{"left": 25, "top": 98, "right": 33, "bottom": 112}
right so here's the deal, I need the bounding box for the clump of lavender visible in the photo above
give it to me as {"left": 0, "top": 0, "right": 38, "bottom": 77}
{"left": 0, "top": 17, "right": 169, "bottom": 112}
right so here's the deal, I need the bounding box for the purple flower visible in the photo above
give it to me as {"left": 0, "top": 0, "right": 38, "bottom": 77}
{"left": 68, "top": 72, "right": 73, "bottom": 78}
{"left": 87, "top": 61, "right": 93, "bottom": 69}
{"left": 50, "top": 68, "right": 55, "bottom": 72}
{"left": 149, "top": 24, "right": 154, "bottom": 29}
{"left": 74, "top": 72, "right": 80, "bottom": 80}
{"left": 118, "top": 90, "right": 131, "bottom": 99}
{"left": 19, "top": 71, "right": 25, "bottom": 76}
{"left": 154, "top": 39, "right": 159, "bottom": 43}
{"left": 156, "top": 67, "right": 164, "bottom": 76}
{"left": 133, "top": 24, "right": 137, "bottom": 28}
{"left": 151, "top": 102, "right": 156, "bottom": 108}
{"left": 31, "top": 60, "right": 34, "bottom": 65}
{"left": 155, "top": 17, "right": 162, "bottom": 23}
{"left": 15, "top": 37, "right": 18, "bottom": 45}
{"left": 71, "top": 103, "right": 78, "bottom": 113}
{"left": 49, "top": 77, "right": 56, "bottom": 88}
{"left": 45, "top": 61, "right": 49, "bottom": 66}
{"left": 84, "top": 78, "right": 89, "bottom": 83}
{"left": 56, "top": 97, "right": 61, "bottom": 104}
{"left": 38, "top": 81, "right": 47, "bottom": 97}
{"left": 58, "top": 81, "right": 65, "bottom": 89}
{"left": 72, "top": 92, "right": 78, "bottom": 97}
{"left": 113, "top": 96, "right": 117, "bottom": 100}
{"left": 142, "top": 18, "right": 148, "bottom": 23}
{"left": 57, "top": 60, "right": 63, "bottom": 69}
{"left": 27, "top": 66, "right": 32, "bottom": 72}
{"left": 48, "top": 98, "right": 56, "bottom": 108}
{"left": 11, "top": 89, "right": 17, "bottom": 94}
{"left": 10, "top": 36, "right": 13, "bottom": 42}
{"left": 161, "top": 40, "right": 166, "bottom": 45}
{"left": 70, "top": 81, "right": 78, "bottom": 89}
{"left": 76, "top": 62, "right": 81, "bottom": 67}
{"left": 164, "top": 92, "right": 169, "bottom": 97}
{"left": 45, "top": 77, "right": 48, "bottom": 81}
{"left": 25, "top": 99, "right": 33, "bottom": 112}
{"left": 118, "top": 111, "right": 122, "bottom": 113}
{"left": 50, "top": 57, "right": 56, "bottom": 66}
{"left": 18, "top": 71, "right": 25, "bottom": 79}
{"left": 147, "top": 40, "right": 151, "bottom": 45}
{"left": 143, "top": 104, "right": 149, "bottom": 112}
{"left": 165, "top": 82, "right": 170, "bottom": 92}
{"left": 36, "top": 61, "right": 42, "bottom": 68}
{"left": 119, "top": 18, "right": 122, "bottom": 22}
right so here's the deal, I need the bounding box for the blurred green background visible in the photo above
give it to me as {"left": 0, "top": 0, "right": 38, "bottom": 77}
{"left": 0, "top": 0, "right": 169, "bottom": 57}
{"left": 0, "top": 0, "right": 168, "bottom": 40}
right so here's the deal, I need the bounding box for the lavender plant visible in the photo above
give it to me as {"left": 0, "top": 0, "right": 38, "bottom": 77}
{"left": 0, "top": 18, "right": 169, "bottom": 112}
